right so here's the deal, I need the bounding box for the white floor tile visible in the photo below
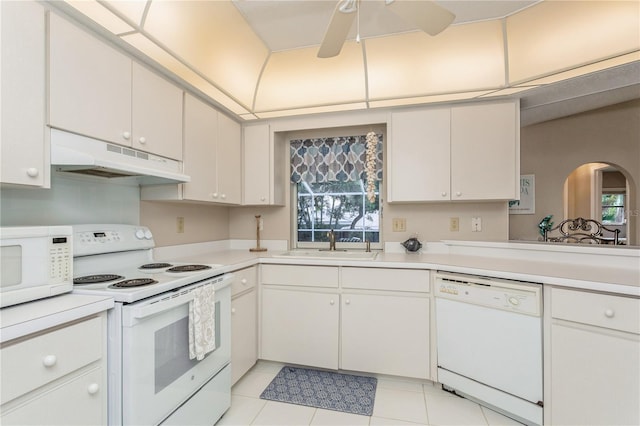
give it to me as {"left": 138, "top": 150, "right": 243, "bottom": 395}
{"left": 251, "top": 401, "right": 316, "bottom": 425}
{"left": 369, "top": 416, "right": 427, "bottom": 425}
{"left": 481, "top": 406, "right": 524, "bottom": 426}
{"left": 217, "top": 395, "right": 267, "bottom": 426}
{"left": 372, "top": 387, "right": 429, "bottom": 424}
{"left": 425, "top": 392, "right": 488, "bottom": 426}
{"left": 376, "top": 376, "right": 425, "bottom": 393}
{"left": 232, "top": 370, "right": 279, "bottom": 398}
{"left": 310, "top": 408, "right": 370, "bottom": 426}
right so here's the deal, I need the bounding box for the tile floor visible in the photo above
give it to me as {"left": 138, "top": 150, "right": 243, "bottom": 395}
{"left": 217, "top": 361, "right": 524, "bottom": 426}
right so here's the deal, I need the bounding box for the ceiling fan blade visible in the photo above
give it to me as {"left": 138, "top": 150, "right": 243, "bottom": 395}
{"left": 317, "top": 0, "right": 357, "bottom": 58}
{"left": 385, "top": 0, "right": 455, "bottom": 36}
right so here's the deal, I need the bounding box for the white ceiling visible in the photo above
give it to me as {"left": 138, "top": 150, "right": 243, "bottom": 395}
{"left": 57, "top": 0, "right": 640, "bottom": 122}
{"left": 231, "top": 0, "right": 540, "bottom": 51}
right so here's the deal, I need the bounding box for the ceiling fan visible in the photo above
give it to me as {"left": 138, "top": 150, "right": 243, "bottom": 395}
{"left": 318, "top": 0, "right": 455, "bottom": 58}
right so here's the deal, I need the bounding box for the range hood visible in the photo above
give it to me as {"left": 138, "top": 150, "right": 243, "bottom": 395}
{"left": 50, "top": 129, "right": 190, "bottom": 185}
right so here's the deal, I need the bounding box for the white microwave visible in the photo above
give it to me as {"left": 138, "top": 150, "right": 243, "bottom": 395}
{"left": 0, "top": 226, "right": 73, "bottom": 308}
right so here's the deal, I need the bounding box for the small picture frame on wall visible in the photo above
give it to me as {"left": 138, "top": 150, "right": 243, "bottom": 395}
{"left": 509, "top": 175, "right": 535, "bottom": 214}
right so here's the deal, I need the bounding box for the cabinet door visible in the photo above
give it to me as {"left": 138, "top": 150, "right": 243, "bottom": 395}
{"left": 131, "top": 63, "right": 183, "bottom": 160}
{"left": 261, "top": 287, "right": 339, "bottom": 369}
{"left": 0, "top": 0, "right": 47, "bottom": 187}
{"left": 183, "top": 94, "right": 217, "bottom": 202}
{"left": 341, "top": 293, "right": 430, "bottom": 379}
{"left": 450, "top": 101, "right": 519, "bottom": 200}
{"left": 217, "top": 114, "right": 242, "bottom": 204}
{"left": 49, "top": 13, "right": 131, "bottom": 146}
{"left": 388, "top": 108, "right": 451, "bottom": 202}
{"left": 243, "top": 124, "right": 271, "bottom": 205}
{"left": 0, "top": 367, "right": 104, "bottom": 426}
{"left": 550, "top": 323, "right": 639, "bottom": 425}
{"left": 231, "top": 290, "right": 257, "bottom": 385}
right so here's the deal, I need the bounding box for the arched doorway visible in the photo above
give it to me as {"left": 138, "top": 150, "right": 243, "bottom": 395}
{"left": 564, "top": 162, "right": 632, "bottom": 244}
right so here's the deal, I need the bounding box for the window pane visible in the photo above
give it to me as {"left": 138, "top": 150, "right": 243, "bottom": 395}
{"left": 602, "top": 194, "right": 625, "bottom": 224}
{"left": 296, "top": 181, "right": 380, "bottom": 244}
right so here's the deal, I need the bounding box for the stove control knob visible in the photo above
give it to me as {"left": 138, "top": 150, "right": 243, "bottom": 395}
{"left": 144, "top": 229, "right": 153, "bottom": 240}
{"left": 135, "top": 229, "right": 145, "bottom": 239}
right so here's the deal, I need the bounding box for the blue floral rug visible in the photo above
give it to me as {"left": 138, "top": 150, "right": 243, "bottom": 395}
{"left": 260, "top": 366, "right": 377, "bottom": 416}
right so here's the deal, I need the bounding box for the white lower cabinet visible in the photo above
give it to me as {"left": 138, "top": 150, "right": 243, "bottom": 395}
{"left": 261, "top": 287, "right": 339, "bottom": 369}
{"left": 231, "top": 266, "right": 258, "bottom": 385}
{"left": 341, "top": 292, "right": 430, "bottom": 379}
{"left": 0, "top": 314, "right": 107, "bottom": 425}
{"left": 260, "top": 265, "right": 431, "bottom": 379}
{"left": 546, "top": 287, "right": 640, "bottom": 425}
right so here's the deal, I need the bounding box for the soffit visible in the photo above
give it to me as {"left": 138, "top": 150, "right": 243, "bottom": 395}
{"left": 56, "top": 0, "right": 640, "bottom": 121}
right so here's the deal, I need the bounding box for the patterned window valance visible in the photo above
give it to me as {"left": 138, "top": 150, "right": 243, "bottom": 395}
{"left": 290, "top": 133, "right": 383, "bottom": 185}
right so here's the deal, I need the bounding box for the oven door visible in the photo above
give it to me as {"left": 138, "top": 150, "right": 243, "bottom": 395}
{"left": 120, "top": 277, "right": 231, "bottom": 426}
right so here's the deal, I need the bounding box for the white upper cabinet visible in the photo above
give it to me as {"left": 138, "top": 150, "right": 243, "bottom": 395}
{"left": 242, "top": 124, "right": 285, "bottom": 206}
{"left": 1, "top": 1, "right": 48, "bottom": 187}
{"left": 450, "top": 101, "right": 519, "bottom": 201}
{"left": 388, "top": 108, "right": 451, "bottom": 202}
{"left": 216, "top": 113, "right": 242, "bottom": 205}
{"left": 49, "top": 14, "right": 183, "bottom": 160}
{"left": 142, "top": 94, "right": 240, "bottom": 204}
{"left": 131, "top": 63, "right": 183, "bottom": 160}
{"left": 49, "top": 13, "right": 131, "bottom": 147}
{"left": 388, "top": 100, "right": 519, "bottom": 202}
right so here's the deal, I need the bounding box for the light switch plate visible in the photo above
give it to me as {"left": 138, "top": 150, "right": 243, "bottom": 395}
{"left": 392, "top": 218, "right": 406, "bottom": 232}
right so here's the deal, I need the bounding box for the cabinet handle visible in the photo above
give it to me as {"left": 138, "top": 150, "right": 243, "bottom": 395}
{"left": 604, "top": 308, "right": 615, "bottom": 318}
{"left": 455, "top": 191, "right": 462, "bottom": 197}
{"left": 26, "top": 168, "right": 39, "bottom": 177}
{"left": 241, "top": 278, "right": 248, "bottom": 285}
{"left": 441, "top": 192, "right": 447, "bottom": 197}
{"left": 212, "top": 192, "right": 219, "bottom": 198}
{"left": 138, "top": 136, "right": 147, "bottom": 144}
{"left": 260, "top": 197, "right": 266, "bottom": 202}
{"left": 345, "top": 299, "right": 351, "bottom": 305}
{"left": 87, "top": 383, "right": 100, "bottom": 395}
{"left": 122, "top": 131, "right": 131, "bottom": 140}
{"left": 231, "top": 308, "right": 236, "bottom": 314}
{"left": 330, "top": 299, "right": 335, "bottom": 305}
{"left": 221, "top": 194, "right": 227, "bottom": 199}
{"left": 42, "top": 355, "right": 57, "bottom": 367}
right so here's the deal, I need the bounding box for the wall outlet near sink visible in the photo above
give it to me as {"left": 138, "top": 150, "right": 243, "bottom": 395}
{"left": 177, "top": 216, "right": 185, "bottom": 233}
{"left": 392, "top": 218, "right": 407, "bottom": 232}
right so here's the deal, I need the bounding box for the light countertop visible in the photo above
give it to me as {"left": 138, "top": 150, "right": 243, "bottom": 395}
{"left": 159, "top": 245, "right": 640, "bottom": 297}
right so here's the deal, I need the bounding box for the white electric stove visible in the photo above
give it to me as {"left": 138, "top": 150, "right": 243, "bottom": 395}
{"left": 71, "top": 224, "right": 233, "bottom": 426}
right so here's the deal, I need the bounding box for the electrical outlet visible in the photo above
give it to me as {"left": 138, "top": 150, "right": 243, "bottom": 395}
{"left": 177, "top": 217, "right": 185, "bottom": 233}
{"left": 392, "top": 218, "right": 406, "bottom": 232}
{"left": 471, "top": 217, "right": 482, "bottom": 232}
{"left": 449, "top": 217, "right": 459, "bottom": 232}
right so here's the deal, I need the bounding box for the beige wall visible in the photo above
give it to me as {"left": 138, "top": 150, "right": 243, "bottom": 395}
{"left": 511, "top": 99, "right": 640, "bottom": 244}
{"left": 140, "top": 201, "right": 230, "bottom": 246}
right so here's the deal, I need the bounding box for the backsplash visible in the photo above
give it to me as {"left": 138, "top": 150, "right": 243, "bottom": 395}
{"left": 0, "top": 171, "right": 140, "bottom": 226}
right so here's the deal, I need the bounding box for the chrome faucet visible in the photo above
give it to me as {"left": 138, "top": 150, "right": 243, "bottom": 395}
{"left": 328, "top": 229, "right": 336, "bottom": 251}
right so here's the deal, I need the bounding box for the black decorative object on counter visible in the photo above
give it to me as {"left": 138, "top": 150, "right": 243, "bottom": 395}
{"left": 401, "top": 237, "right": 422, "bottom": 253}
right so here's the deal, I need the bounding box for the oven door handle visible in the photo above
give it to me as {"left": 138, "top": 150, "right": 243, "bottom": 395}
{"left": 132, "top": 291, "right": 196, "bottom": 319}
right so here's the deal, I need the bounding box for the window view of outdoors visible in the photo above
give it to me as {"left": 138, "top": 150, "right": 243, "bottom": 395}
{"left": 602, "top": 193, "right": 625, "bottom": 224}
{"left": 296, "top": 180, "right": 380, "bottom": 243}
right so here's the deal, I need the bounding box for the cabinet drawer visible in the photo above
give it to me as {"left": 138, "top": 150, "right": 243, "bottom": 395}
{"left": 261, "top": 265, "right": 339, "bottom": 288}
{"left": 342, "top": 267, "right": 430, "bottom": 292}
{"left": 231, "top": 266, "right": 257, "bottom": 297}
{"left": 1, "top": 316, "right": 103, "bottom": 404}
{"left": 1, "top": 366, "right": 104, "bottom": 425}
{"left": 551, "top": 288, "right": 640, "bottom": 334}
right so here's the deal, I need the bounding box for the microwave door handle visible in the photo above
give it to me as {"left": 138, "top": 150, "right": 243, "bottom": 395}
{"left": 132, "top": 291, "right": 196, "bottom": 319}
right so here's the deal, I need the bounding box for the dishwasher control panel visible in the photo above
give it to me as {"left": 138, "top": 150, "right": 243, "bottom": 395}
{"left": 434, "top": 272, "right": 541, "bottom": 316}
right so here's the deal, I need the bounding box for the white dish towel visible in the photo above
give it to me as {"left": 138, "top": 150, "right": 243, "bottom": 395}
{"left": 188, "top": 283, "right": 216, "bottom": 361}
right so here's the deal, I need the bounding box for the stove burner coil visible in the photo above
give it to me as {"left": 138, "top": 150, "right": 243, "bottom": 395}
{"left": 74, "top": 274, "right": 124, "bottom": 285}
{"left": 108, "top": 278, "right": 158, "bottom": 288}
{"left": 139, "top": 263, "right": 173, "bottom": 269}
{"left": 166, "top": 264, "right": 212, "bottom": 273}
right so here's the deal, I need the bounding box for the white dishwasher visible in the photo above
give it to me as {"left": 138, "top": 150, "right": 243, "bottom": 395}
{"left": 434, "top": 272, "right": 543, "bottom": 426}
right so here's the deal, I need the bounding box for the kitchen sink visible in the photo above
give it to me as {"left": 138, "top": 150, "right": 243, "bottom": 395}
{"left": 272, "top": 250, "right": 379, "bottom": 260}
